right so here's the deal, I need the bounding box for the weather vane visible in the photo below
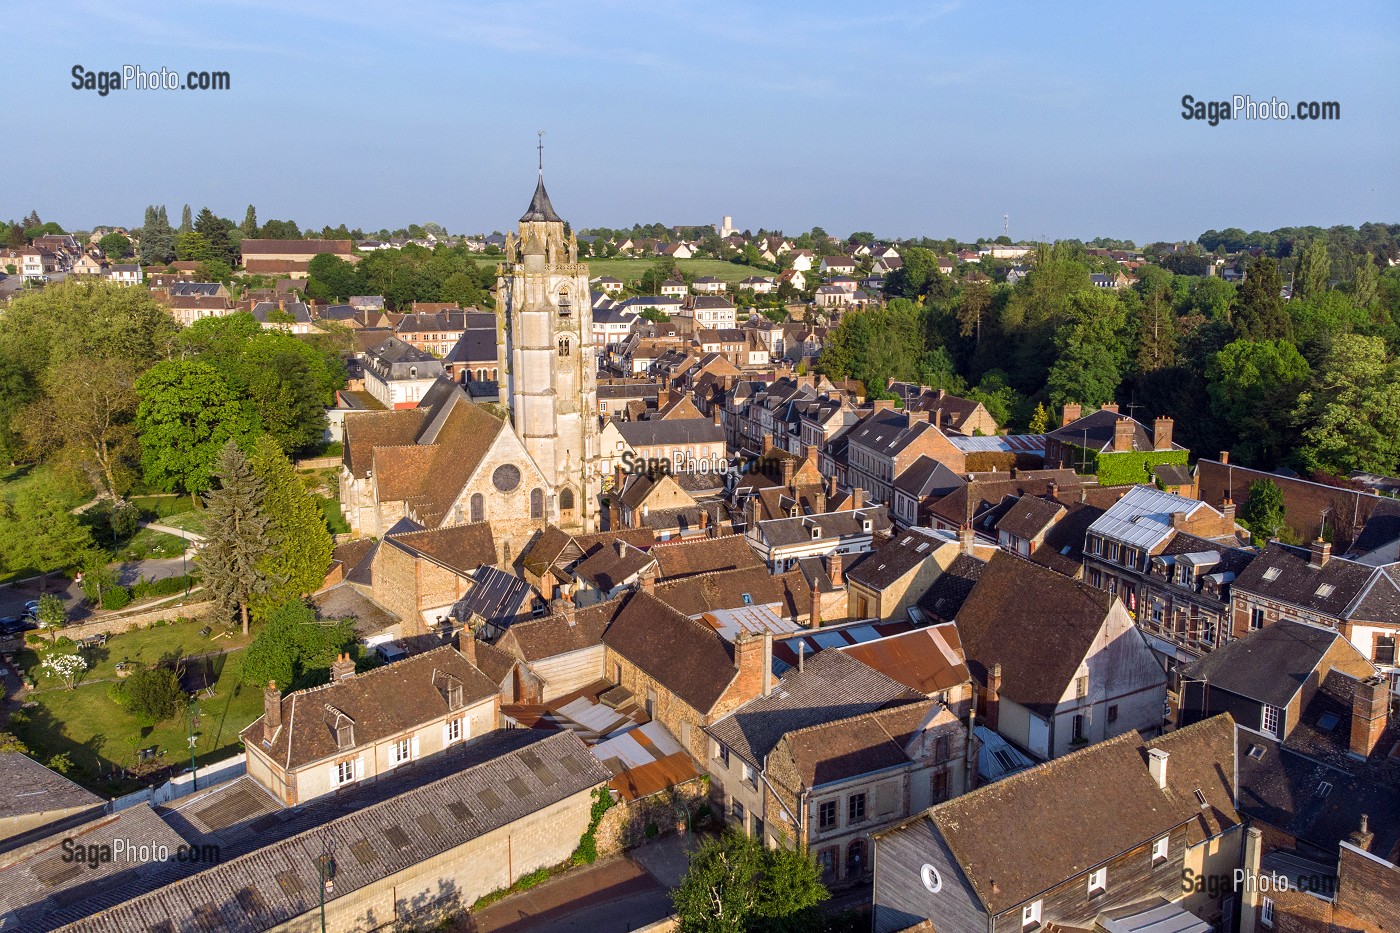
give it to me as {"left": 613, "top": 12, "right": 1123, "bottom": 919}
{"left": 537, "top": 129, "right": 545, "bottom": 175}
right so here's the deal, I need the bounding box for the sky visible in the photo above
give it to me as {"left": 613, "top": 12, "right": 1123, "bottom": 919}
{"left": 7, "top": 1, "right": 1398, "bottom": 243}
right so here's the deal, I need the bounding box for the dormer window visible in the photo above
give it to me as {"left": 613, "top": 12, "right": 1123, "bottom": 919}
{"left": 1263, "top": 567, "right": 1281, "bottom": 582}
{"left": 1022, "top": 900, "right": 1042, "bottom": 930}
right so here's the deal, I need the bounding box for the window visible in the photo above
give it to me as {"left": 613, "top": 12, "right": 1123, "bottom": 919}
{"left": 714, "top": 742, "right": 730, "bottom": 768}
{"left": 1152, "top": 835, "right": 1169, "bottom": 865}
{"left": 1251, "top": 607, "right": 1266, "bottom": 630}
{"left": 816, "top": 848, "right": 837, "bottom": 878}
{"left": 1261, "top": 897, "right": 1274, "bottom": 928}
{"left": 741, "top": 761, "right": 757, "bottom": 787}
{"left": 335, "top": 759, "right": 356, "bottom": 785}
{"left": 1375, "top": 634, "right": 1397, "bottom": 666}
{"left": 559, "top": 487, "right": 575, "bottom": 511}
{"left": 1076, "top": 675, "right": 1088, "bottom": 700}
{"left": 1022, "top": 900, "right": 1042, "bottom": 930}
{"left": 1261, "top": 705, "right": 1281, "bottom": 737}
{"left": 1072, "top": 714, "right": 1086, "bottom": 742}
{"left": 752, "top": 815, "right": 764, "bottom": 840}
{"left": 558, "top": 336, "right": 571, "bottom": 356}
{"left": 818, "top": 800, "right": 837, "bottom": 830}
{"left": 846, "top": 839, "right": 866, "bottom": 875}
{"left": 530, "top": 488, "right": 545, "bottom": 520}
{"left": 934, "top": 734, "right": 951, "bottom": 764}
{"left": 1315, "top": 583, "right": 1335, "bottom": 598}
{"left": 445, "top": 717, "right": 463, "bottom": 744}
{"left": 1088, "top": 866, "right": 1107, "bottom": 897}
{"left": 732, "top": 799, "right": 745, "bottom": 823}
{"left": 848, "top": 793, "right": 866, "bottom": 823}
{"left": 470, "top": 493, "right": 484, "bottom": 523}
{"left": 1262, "top": 567, "right": 1281, "bottom": 582}
{"left": 391, "top": 737, "right": 412, "bottom": 765}
{"left": 931, "top": 769, "right": 951, "bottom": 803}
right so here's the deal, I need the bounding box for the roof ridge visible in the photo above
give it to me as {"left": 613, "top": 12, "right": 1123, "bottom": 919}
{"left": 649, "top": 531, "right": 749, "bottom": 550}
{"left": 289, "top": 644, "right": 463, "bottom": 700}
{"left": 781, "top": 696, "right": 928, "bottom": 744}
{"left": 1146, "top": 711, "right": 1237, "bottom": 748}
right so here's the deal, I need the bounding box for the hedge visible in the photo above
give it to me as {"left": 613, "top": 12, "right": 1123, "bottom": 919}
{"left": 1069, "top": 446, "right": 1190, "bottom": 487}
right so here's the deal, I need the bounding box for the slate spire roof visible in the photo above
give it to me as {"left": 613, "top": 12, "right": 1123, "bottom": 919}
{"left": 520, "top": 175, "right": 563, "bottom": 224}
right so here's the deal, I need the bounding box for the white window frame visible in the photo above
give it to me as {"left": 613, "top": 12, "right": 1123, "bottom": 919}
{"left": 444, "top": 716, "right": 463, "bottom": 744}
{"left": 1152, "top": 835, "right": 1169, "bottom": 864}
{"left": 391, "top": 736, "right": 413, "bottom": 765}
{"left": 1260, "top": 896, "right": 1274, "bottom": 928}
{"left": 1261, "top": 705, "right": 1281, "bottom": 737}
{"left": 1022, "top": 900, "right": 1042, "bottom": 930}
{"left": 1088, "top": 866, "right": 1107, "bottom": 897}
{"left": 334, "top": 758, "right": 356, "bottom": 786}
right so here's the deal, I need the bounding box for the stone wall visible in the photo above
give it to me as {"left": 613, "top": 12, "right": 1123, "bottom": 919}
{"left": 55, "top": 600, "right": 216, "bottom": 640}
{"left": 594, "top": 777, "right": 710, "bottom": 857}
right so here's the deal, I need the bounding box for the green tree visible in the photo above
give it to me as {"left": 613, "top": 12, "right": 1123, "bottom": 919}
{"left": 175, "top": 230, "right": 211, "bottom": 262}
{"left": 956, "top": 279, "right": 992, "bottom": 344}
{"left": 1206, "top": 340, "right": 1310, "bottom": 468}
{"left": 1351, "top": 252, "right": 1379, "bottom": 309}
{"left": 15, "top": 357, "right": 139, "bottom": 499}
{"left": 1239, "top": 478, "right": 1288, "bottom": 542}
{"left": 1293, "top": 238, "right": 1331, "bottom": 304}
{"left": 239, "top": 599, "right": 355, "bottom": 689}
{"left": 1135, "top": 285, "right": 1177, "bottom": 375}
{"left": 248, "top": 437, "right": 333, "bottom": 618}
{"left": 139, "top": 205, "right": 176, "bottom": 265}
{"left": 1232, "top": 255, "right": 1291, "bottom": 341}
{"left": 1046, "top": 288, "right": 1128, "bottom": 407}
{"left": 1295, "top": 333, "right": 1400, "bottom": 475}
{"left": 1028, "top": 401, "right": 1049, "bottom": 434}
{"left": 179, "top": 204, "right": 193, "bottom": 234}
{"left": 240, "top": 204, "right": 258, "bottom": 239}
{"left": 199, "top": 441, "right": 270, "bottom": 635}
{"left": 194, "top": 207, "right": 234, "bottom": 265}
{"left": 0, "top": 485, "right": 96, "bottom": 590}
{"left": 37, "top": 593, "right": 67, "bottom": 635}
{"left": 135, "top": 360, "right": 257, "bottom": 496}
{"left": 111, "top": 667, "right": 184, "bottom": 724}
{"left": 97, "top": 232, "right": 133, "bottom": 259}
{"left": 672, "top": 833, "right": 827, "bottom": 933}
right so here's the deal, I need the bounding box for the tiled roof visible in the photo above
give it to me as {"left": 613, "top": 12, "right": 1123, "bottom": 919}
{"left": 603, "top": 591, "right": 740, "bottom": 715}
{"left": 954, "top": 552, "right": 1114, "bottom": 717}
{"left": 757, "top": 506, "right": 891, "bottom": 548}
{"left": 242, "top": 645, "right": 499, "bottom": 771}
{"left": 0, "top": 751, "right": 103, "bottom": 822}
{"left": 240, "top": 238, "right": 353, "bottom": 255}
{"left": 495, "top": 597, "right": 625, "bottom": 662}
{"left": 706, "top": 650, "right": 924, "bottom": 766}
{"left": 343, "top": 409, "right": 428, "bottom": 478}
{"left": 651, "top": 534, "right": 763, "bottom": 581}
{"left": 915, "top": 553, "right": 986, "bottom": 622}
{"left": 385, "top": 523, "right": 497, "bottom": 577}
{"left": 838, "top": 622, "right": 969, "bottom": 695}
{"left": 1181, "top": 620, "right": 1351, "bottom": 709}
{"left": 994, "top": 495, "right": 1065, "bottom": 542}
{"left": 655, "top": 567, "right": 812, "bottom": 619}
{"left": 1231, "top": 542, "right": 1400, "bottom": 624}
{"left": 1144, "top": 715, "right": 1243, "bottom": 845}
{"left": 782, "top": 701, "right": 948, "bottom": 788}
{"left": 846, "top": 527, "right": 955, "bottom": 591}
{"left": 573, "top": 541, "right": 655, "bottom": 593}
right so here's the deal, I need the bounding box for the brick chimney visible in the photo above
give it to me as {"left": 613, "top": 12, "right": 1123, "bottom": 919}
{"left": 827, "top": 474, "right": 839, "bottom": 500}
{"left": 713, "top": 405, "right": 722, "bottom": 426}
{"left": 638, "top": 564, "right": 656, "bottom": 596}
{"left": 263, "top": 681, "right": 282, "bottom": 742}
{"left": 1309, "top": 538, "right": 1332, "bottom": 569}
{"left": 1153, "top": 417, "right": 1174, "bottom": 452}
{"left": 813, "top": 488, "right": 827, "bottom": 515}
{"left": 1222, "top": 498, "right": 1236, "bottom": 525}
{"left": 852, "top": 486, "right": 864, "bottom": 509}
{"left": 1061, "top": 402, "right": 1082, "bottom": 426}
{"left": 459, "top": 630, "right": 478, "bottom": 666}
{"left": 1347, "top": 814, "right": 1375, "bottom": 852}
{"left": 745, "top": 494, "right": 760, "bottom": 529}
{"left": 1113, "top": 417, "right": 1135, "bottom": 453}
{"left": 1350, "top": 675, "right": 1389, "bottom": 759}
{"left": 698, "top": 507, "right": 709, "bottom": 532}
{"left": 933, "top": 408, "right": 943, "bottom": 432}
{"left": 908, "top": 410, "right": 929, "bottom": 425}
{"left": 330, "top": 653, "right": 356, "bottom": 682}
{"left": 1101, "top": 403, "right": 1120, "bottom": 414}
{"left": 809, "top": 576, "right": 822, "bottom": 628}
{"left": 985, "top": 663, "right": 1002, "bottom": 730}
{"left": 872, "top": 399, "right": 896, "bottom": 413}
{"left": 826, "top": 550, "right": 843, "bottom": 587}
{"left": 733, "top": 630, "right": 774, "bottom": 699}
{"left": 762, "top": 434, "right": 773, "bottom": 454}
{"left": 1220, "top": 450, "right": 1230, "bottom": 465}
{"left": 780, "top": 456, "right": 795, "bottom": 489}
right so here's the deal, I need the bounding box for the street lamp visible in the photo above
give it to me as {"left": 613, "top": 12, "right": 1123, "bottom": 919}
{"left": 187, "top": 696, "right": 199, "bottom": 790}
{"left": 317, "top": 853, "right": 336, "bottom": 933}
{"left": 182, "top": 543, "right": 189, "bottom": 595}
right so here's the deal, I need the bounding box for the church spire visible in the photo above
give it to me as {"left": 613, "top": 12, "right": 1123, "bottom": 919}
{"left": 520, "top": 130, "right": 563, "bottom": 224}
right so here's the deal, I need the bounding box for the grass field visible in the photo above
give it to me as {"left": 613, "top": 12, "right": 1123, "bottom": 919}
{"left": 14, "top": 618, "right": 257, "bottom": 795}
{"left": 581, "top": 257, "right": 774, "bottom": 286}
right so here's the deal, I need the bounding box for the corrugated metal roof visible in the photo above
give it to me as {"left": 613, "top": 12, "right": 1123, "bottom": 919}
{"left": 1086, "top": 485, "right": 1205, "bottom": 550}
{"left": 948, "top": 433, "right": 1046, "bottom": 454}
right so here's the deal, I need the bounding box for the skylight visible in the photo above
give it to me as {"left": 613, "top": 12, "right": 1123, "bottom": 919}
{"left": 1316, "top": 781, "right": 1333, "bottom": 797}
{"left": 916, "top": 543, "right": 930, "bottom": 553}
{"left": 1316, "top": 712, "right": 1341, "bottom": 731}
{"left": 1263, "top": 567, "right": 1281, "bottom": 581}
{"left": 1194, "top": 789, "right": 1208, "bottom": 807}
{"left": 1315, "top": 584, "right": 1335, "bottom": 598}
{"left": 1247, "top": 744, "right": 1266, "bottom": 760}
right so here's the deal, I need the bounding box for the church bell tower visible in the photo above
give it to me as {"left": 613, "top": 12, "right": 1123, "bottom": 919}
{"left": 496, "top": 140, "right": 601, "bottom": 532}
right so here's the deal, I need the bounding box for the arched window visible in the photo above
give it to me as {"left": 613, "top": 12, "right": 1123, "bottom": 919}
{"left": 558, "top": 336, "right": 571, "bottom": 357}
{"left": 846, "top": 839, "right": 866, "bottom": 876}
{"left": 409, "top": 365, "right": 417, "bottom": 378}
{"left": 530, "top": 488, "right": 544, "bottom": 520}
{"left": 559, "top": 487, "right": 575, "bottom": 511}
{"left": 470, "top": 493, "right": 484, "bottom": 523}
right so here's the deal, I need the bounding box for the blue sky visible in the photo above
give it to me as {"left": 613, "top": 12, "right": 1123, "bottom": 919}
{"left": 7, "top": 1, "right": 1397, "bottom": 242}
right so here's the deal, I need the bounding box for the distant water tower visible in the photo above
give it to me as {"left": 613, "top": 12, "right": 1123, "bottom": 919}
{"left": 721, "top": 215, "right": 734, "bottom": 237}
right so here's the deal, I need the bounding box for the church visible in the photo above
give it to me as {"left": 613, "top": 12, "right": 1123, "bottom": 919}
{"left": 340, "top": 165, "right": 605, "bottom": 565}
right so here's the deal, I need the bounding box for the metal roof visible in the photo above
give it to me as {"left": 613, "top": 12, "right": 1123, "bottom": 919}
{"left": 1087, "top": 484, "right": 1206, "bottom": 550}
{"left": 948, "top": 433, "right": 1046, "bottom": 454}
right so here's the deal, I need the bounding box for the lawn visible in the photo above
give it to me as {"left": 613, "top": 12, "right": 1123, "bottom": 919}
{"left": 13, "top": 618, "right": 257, "bottom": 795}
{"left": 582, "top": 257, "right": 775, "bottom": 286}
{"left": 0, "top": 463, "right": 92, "bottom": 508}
{"left": 128, "top": 493, "right": 199, "bottom": 520}
{"left": 118, "top": 527, "right": 189, "bottom": 562}
{"left": 159, "top": 509, "right": 207, "bottom": 536}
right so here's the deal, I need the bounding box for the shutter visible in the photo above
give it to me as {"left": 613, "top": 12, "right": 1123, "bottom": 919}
{"left": 876, "top": 782, "right": 898, "bottom": 817}
{"left": 442, "top": 722, "right": 451, "bottom": 746}
{"left": 464, "top": 715, "right": 472, "bottom": 740}
{"left": 356, "top": 754, "right": 365, "bottom": 779}
{"left": 410, "top": 736, "right": 420, "bottom": 760}
{"left": 329, "top": 763, "right": 340, "bottom": 786}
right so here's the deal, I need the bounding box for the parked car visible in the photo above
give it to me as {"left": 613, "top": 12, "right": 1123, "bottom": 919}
{"left": 0, "top": 616, "right": 36, "bottom": 635}
{"left": 375, "top": 641, "right": 408, "bottom": 664}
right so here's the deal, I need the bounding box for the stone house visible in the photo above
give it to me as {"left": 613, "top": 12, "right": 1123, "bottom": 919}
{"left": 845, "top": 526, "right": 969, "bottom": 622}
{"left": 844, "top": 404, "right": 968, "bottom": 505}
{"left": 369, "top": 521, "right": 498, "bottom": 632}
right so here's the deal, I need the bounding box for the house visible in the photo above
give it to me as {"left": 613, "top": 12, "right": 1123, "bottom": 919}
{"left": 779, "top": 268, "right": 807, "bottom": 291}
{"left": 571, "top": 539, "right": 658, "bottom": 605}
{"left": 844, "top": 404, "right": 969, "bottom": 505}
{"left": 788, "top": 250, "right": 815, "bottom": 271}
{"left": 872, "top": 714, "right": 1244, "bottom": 933}
{"left": 689, "top": 295, "right": 737, "bottom": 330}
{"left": 820, "top": 256, "right": 857, "bottom": 275}
{"left": 839, "top": 622, "right": 974, "bottom": 717}
{"left": 957, "top": 553, "right": 1169, "bottom": 759}
{"left": 442, "top": 314, "right": 503, "bottom": 383}
{"left": 706, "top": 650, "right": 968, "bottom": 883}
{"left": 888, "top": 382, "right": 1002, "bottom": 437}
{"left": 892, "top": 456, "right": 968, "bottom": 529}
{"left": 659, "top": 242, "right": 695, "bottom": 259}
{"left": 591, "top": 275, "right": 624, "bottom": 295}
{"left": 70, "top": 253, "right": 106, "bottom": 276}
{"left": 815, "top": 284, "right": 851, "bottom": 308}
{"left": 1178, "top": 619, "right": 1378, "bottom": 740}
{"left": 601, "top": 417, "right": 727, "bottom": 476}
{"left": 738, "top": 275, "right": 776, "bottom": 294}
{"left": 1228, "top": 540, "right": 1400, "bottom": 679}
{"left": 660, "top": 279, "right": 688, "bottom": 299}
{"left": 362, "top": 336, "right": 446, "bottom": 409}
{"left": 241, "top": 645, "right": 502, "bottom": 806}
{"left": 449, "top": 564, "right": 538, "bottom": 642}
{"left": 846, "top": 527, "right": 968, "bottom": 622}
{"left": 163, "top": 281, "right": 235, "bottom": 326}
{"left": 240, "top": 238, "right": 358, "bottom": 278}
{"left": 365, "top": 521, "right": 498, "bottom": 632}
{"left": 105, "top": 262, "right": 143, "bottom": 286}
{"left": 654, "top": 564, "right": 827, "bottom": 628}
{"left": 395, "top": 308, "right": 471, "bottom": 357}
{"left": 748, "top": 504, "right": 894, "bottom": 574}
{"left": 494, "top": 597, "right": 626, "bottom": 701}
{"left": 650, "top": 533, "right": 766, "bottom": 581}
{"left": 619, "top": 294, "right": 684, "bottom": 318}
{"left": 250, "top": 299, "right": 314, "bottom": 334}
{"left": 690, "top": 275, "right": 727, "bottom": 295}
{"left": 20, "top": 247, "right": 61, "bottom": 280}
{"left": 1044, "top": 406, "right": 1188, "bottom": 484}
{"left": 0, "top": 752, "right": 104, "bottom": 848}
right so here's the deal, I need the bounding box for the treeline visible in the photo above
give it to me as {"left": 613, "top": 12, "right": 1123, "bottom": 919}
{"left": 305, "top": 245, "right": 495, "bottom": 309}
{"left": 818, "top": 240, "right": 1400, "bottom": 478}
{"left": 0, "top": 281, "right": 346, "bottom": 498}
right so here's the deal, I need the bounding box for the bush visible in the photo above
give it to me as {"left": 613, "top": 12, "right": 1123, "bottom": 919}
{"left": 131, "top": 575, "right": 197, "bottom": 601}
{"left": 110, "top": 667, "right": 184, "bottom": 724}
{"left": 101, "top": 587, "right": 132, "bottom": 610}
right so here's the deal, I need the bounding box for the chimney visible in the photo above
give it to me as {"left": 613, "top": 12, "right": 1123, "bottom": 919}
{"left": 809, "top": 577, "right": 822, "bottom": 629}
{"left": 614, "top": 463, "right": 626, "bottom": 489}
{"left": 1222, "top": 498, "right": 1236, "bottom": 525}
{"left": 330, "top": 653, "right": 356, "bottom": 681}
{"left": 1153, "top": 416, "right": 1174, "bottom": 452}
{"left": 638, "top": 564, "right": 656, "bottom": 596}
{"left": 1309, "top": 538, "right": 1331, "bottom": 569}
{"left": 827, "top": 474, "right": 839, "bottom": 499}
{"left": 762, "top": 434, "right": 773, "bottom": 454}
{"left": 1147, "top": 748, "right": 1169, "bottom": 789}
{"left": 263, "top": 681, "right": 282, "bottom": 742}
{"left": 713, "top": 406, "right": 722, "bottom": 426}
{"left": 872, "top": 399, "right": 895, "bottom": 413}
{"left": 1349, "top": 675, "right": 1389, "bottom": 759}
{"left": 1101, "top": 403, "right": 1120, "bottom": 414}
{"left": 797, "top": 640, "right": 806, "bottom": 673}
{"left": 826, "top": 550, "right": 843, "bottom": 587}
{"left": 1240, "top": 828, "right": 1263, "bottom": 933}
{"left": 608, "top": 501, "right": 622, "bottom": 531}
{"left": 908, "top": 410, "right": 929, "bottom": 425}
{"left": 1061, "top": 402, "right": 1082, "bottom": 426}
{"left": 615, "top": 538, "right": 628, "bottom": 559}
{"left": 746, "top": 494, "right": 760, "bottom": 529}
{"left": 698, "top": 507, "right": 709, "bottom": 531}
{"left": 1113, "top": 417, "right": 1134, "bottom": 453}
{"left": 780, "top": 456, "right": 795, "bottom": 489}
{"left": 1048, "top": 480, "right": 1059, "bottom": 501}
{"left": 933, "top": 408, "right": 943, "bottom": 432}
{"left": 460, "top": 630, "right": 478, "bottom": 666}
{"left": 734, "top": 631, "right": 774, "bottom": 699}
{"left": 985, "top": 663, "right": 1002, "bottom": 730}
{"left": 1220, "top": 450, "right": 1230, "bottom": 465}
{"left": 852, "top": 486, "right": 864, "bottom": 509}
{"left": 813, "top": 488, "right": 827, "bottom": 515}
{"left": 959, "top": 522, "right": 976, "bottom": 555}
{"left": 1347, "top": 814, "right": 1375, "bottom": 852}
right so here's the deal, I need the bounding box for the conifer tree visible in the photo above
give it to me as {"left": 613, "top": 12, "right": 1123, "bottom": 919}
{"left": 248, "top": 436, "right": 333, "bottom": 618}
{"left": 199, "top": 440, "right": 269, "bottom": 635}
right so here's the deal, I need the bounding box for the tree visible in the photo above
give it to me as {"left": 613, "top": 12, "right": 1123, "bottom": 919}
{"left": 37, "top": 593, "right": 67, "bottom": 635}
{"left": 135, "top": 360, "right": 258, "bottom": 496}
{"left": 179, "top": 204, "right": 193, "bottom": 234}
{"left": 1206, "top": 340, "right": 1310, "bottom": 468}
{"left": 16, "top": 357, "right": 139, "bottom": 499}
{"left": 1352, "top": 252, "right": 1379, "bottom": 309}
{"left": 672, "top": 832, "right": 827, "bottom": 933}
{"left": 1295, "top": 334, "right": 1400, "bottom": 475}
{"left": 1046, "top": 288, "right": 1128, "bottom": 407}
{"left": 240, "top": 204, "right": 258, "bottom": 239}
{"left": 956, "top": 279, "right": 992, "bottom": 344}
{"left": 239, "top": 599, "right": 355, "bottom": 689}
{"left": 1028, "top": 401, "right": 1049, "bottom": 434}
{"left": 97, "top": 232, "right": 132, "bottom": 259}
{"left": 1293, "top": 238, "right": 1331, "bottom": 304}
{"left": 41, "top": 646, "right": 88, "bottom": 690}
{"left": 0, "top": 485, "right": 96, "bottom": 590}
{"left": 194, "top": 207, "right": 234, "bottom": 266}
{"left": 139, "top": 205, "right": 176, "bottom": 265}
{"left": 175, "top": 230, "right": 211, "bottom": 262}
{"left": 1240, "top": 478, "right": 1288, "bottom": 542}
{"left": 1232, "top": 255, "right": 1292, "bottom": 341}
{"left": 111, "top": 667, "right": 184, "bottom": 724}
{"left": 248, "top": 437, "right": 333, "bottom": 618}
{"left": 306, "top": 254, "right": 362, "bottom": 302}
{"left": 199, "top": 441, "right": 270, "bottom": 635}
{"left": 1135, "top": 285, "right": 1177, "bottom": 375}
